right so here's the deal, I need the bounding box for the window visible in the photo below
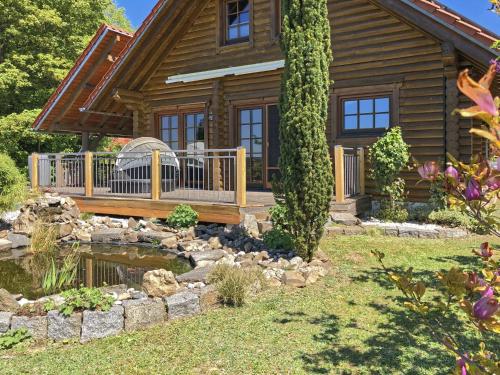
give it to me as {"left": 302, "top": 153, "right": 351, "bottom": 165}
{"left": 159, "top": 111, "right": 206, "bottom": 150}
{"left": 225, "top": 0, "right": 250, "bottom": 44}
{"left": 341, "top": 97, "right": 391, "bottom": 133}
{"left": 272, "top": 0, "right": 281, "bottom": 39}
{"left": 239, "top": 107, "right": 263, "bottom": 185}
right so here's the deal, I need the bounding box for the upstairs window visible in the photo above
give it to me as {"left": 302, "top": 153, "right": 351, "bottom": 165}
{"left": 342, "top": 96, "right": 391, "bottom": 134}
{"left": 225, "top": 0, "right": 250, "bottom": 44}
{"left": 272, "top": 0, "right": 281, "bottom": 39}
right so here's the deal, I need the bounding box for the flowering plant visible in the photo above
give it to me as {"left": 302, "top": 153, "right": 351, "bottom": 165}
{"left": 375, "top": 61, "right": 500, "bottom": 374}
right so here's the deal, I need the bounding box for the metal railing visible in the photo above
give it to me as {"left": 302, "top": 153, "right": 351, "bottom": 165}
{"left": 343, "top": 148, "right": 361, "bottom": 198}
{"left": 334, "top": 145, "right": 366, "bottom": 203}
{"left": 29, "top": 147, "right": 246, "bottom": 206}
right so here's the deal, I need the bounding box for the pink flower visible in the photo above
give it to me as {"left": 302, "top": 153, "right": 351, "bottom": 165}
{"left": 444, "top": 165, "right": 459, "bottom": 184}
{"left": 473, "top": 294, "right": 499, "bottom": 320}
{"left": 490, "top": 59, "right": 500, "bottom": 74}
{"left": 457, "top": 64, "right": 498, "bottom": 116}
{"left": 464, "top": 179, "right": 481, "bottom": 201}
{"left": 456, "top": 357, "right": 467, "bottom": 375}
{"left": 474, "top": 242, "right": 494, "bottom": 259}
{"left": 486, "top": 176, "right": 500, "bottom": 190}
{"left": 418, "top": 161, "right": 440, "bottom": 181}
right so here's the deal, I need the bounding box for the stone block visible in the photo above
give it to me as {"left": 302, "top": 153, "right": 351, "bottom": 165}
{"left": 91, "top": 228, "right": 125, "bottom": 243}
{"left": 176, "top": 266, "right": 214, "bottom": 284}
{"left": 138, "top": 231, "right": 176, "bottom": 243}
{"left": 197, "top": 285, "right": 219, "bottom": 311}
{"left": 81, "top": 306, "right": 124, "bottom": 343}
{"left": 7, "top": 233, "right": 30, "bottom": 249}
{"left": 11, "top": 315, "right": 48, "bottom": 340}
{"left": 165, "top": 291, "right": 201, "bottom": 320}
{"left": 190, "top": 250, "right": 226, "bottom": 265}
{"left": 123, "top": 298, "right": 166, "bottom": 331}
{"left": 47, "top": 311, "right": 82, "bottom": 341}
{"left": 281, "top": 271, "right": 306, "bottom": 288}
{"left": 0, "top": 239, "right": 12, "bottom": 252}
{"left": 0, "top": 312, "right": 13, "bottom": 333}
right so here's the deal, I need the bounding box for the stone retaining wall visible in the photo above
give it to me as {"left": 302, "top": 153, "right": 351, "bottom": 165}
{"left": 0, "top": 290, "right": 204, "bottom": 343}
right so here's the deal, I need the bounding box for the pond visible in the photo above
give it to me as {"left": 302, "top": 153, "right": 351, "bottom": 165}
{"left": 0, "top": 244, "right": 192, "bottom": 300}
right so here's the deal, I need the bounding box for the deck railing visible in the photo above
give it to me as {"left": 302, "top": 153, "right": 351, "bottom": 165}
{"left": 30, "top": 147, "right": 247, "bottom": 206}
{"left": 334, "top": 145, "right": 366, "bottom": 203}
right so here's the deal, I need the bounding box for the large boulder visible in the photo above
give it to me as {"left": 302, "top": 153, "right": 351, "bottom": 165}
{"left": 190, "top": 250, "right": 226, "bottom": 266}
{"left": 164, "top": 291, "right": 201, "bottom": 320}
{"left": 123, "top": 298, "right": 166, "bottom": 331}
{"left": 7, "top": 233, "right": 30, "bottom": 249}
{"left": 11, "top": 315, "right": 48, "bottom": 340}
{"left": 91, "top": 228, "right": 125, "bottom": 243}
{"left": 0, "top": 312, "right": 13, "bottom": 333}
{"left": 176, "top": 266, "right": 214, "bottom": 284}
{"left": 0, "top": 289, "right": 19, "bottom": 312}
{"left": 142, "top": 269, "right": 179, "bottom": 297}
{"left": 281, "top": 271, "right": 306, "bottom": 288}
{"left": 80, "top": 306, "right": 124, "bottom": 343}
{"left": 47, "top": 311, "right": 82, "bottom": 342}
{"left": 138, "top": 231, "right": 176, "bottom": 243}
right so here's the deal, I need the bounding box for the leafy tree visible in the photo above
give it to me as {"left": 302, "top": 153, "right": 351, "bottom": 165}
{"left": 0, "top": 0, "right": 132, "bottom": 168}
{"left": 279, "top": 0, "right": 333, "bottom": 260}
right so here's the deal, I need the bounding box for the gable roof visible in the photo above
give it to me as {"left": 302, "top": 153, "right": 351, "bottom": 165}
{"left": 410, "top": 0, "right": 498, "bottom": 47}
{"left": 33, "top": 24, "right": 133, "bottom": 131}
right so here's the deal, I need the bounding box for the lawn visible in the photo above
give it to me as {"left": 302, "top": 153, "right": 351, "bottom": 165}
{"left": 0, "top": 234, "right": 494, "bottom": 375}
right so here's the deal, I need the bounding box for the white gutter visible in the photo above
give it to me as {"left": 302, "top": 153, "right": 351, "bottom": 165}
{"left": 165, "top": 60, "right": 285, "bottom": 84}
{"left": 34, "top": 29, "right": 112, "bottom": 131}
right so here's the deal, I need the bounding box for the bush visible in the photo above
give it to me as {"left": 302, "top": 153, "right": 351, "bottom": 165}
{"left": 377, "top": 203, "right": 409, "bottom": 223}
{"left": 268, "top": 203, "right": 289, "bottom": 232}
{"left": 0, "top": 328, "right": 31, "bottom": 350}
{"left": 208, "top": 264, "right": 265, "bottom": 306}
{"left": 0, "top": 153, "right": 27, "bottom": 213}
{"left": 407, "top": 205, "right": 433, "bottom": 222}
{"left": 428, "top": 209, "right": 487, "bottom": 233}
{"left": 58, "top": 287, "right": 115, "bottom": 317}
{"left": 167, "top": 204, "right": 198, "bottom": 228}
{"left": 263, "top": 228, "right": 294, "bottom": 250}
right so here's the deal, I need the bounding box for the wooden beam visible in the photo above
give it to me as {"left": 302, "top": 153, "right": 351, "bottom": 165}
{"left": 31, "top": 153, "right": 39, "bottom": 190}
{"left": 358, "top": 147, "right": 366, "bottom": 196}
{"left": 84, "top": 151, "right": 93, "bottom": 197}
{"left": 151, "top": 150, "right": 161, "bottom": 201}
{"left": 335, "top": 146, "right": 345, "bottom": 203}
{"left": 236, "top": 147, "right": 247, "bottom": 208}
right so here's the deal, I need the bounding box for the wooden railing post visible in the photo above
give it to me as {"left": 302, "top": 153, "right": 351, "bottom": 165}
{"left": 358, "top": 147, "right": 366, "bottom": 196}
{"left": 236, "top": 147, "right": 247, "bottom": 208}
{"left": 334, "top": 145, "right": 345, "bottom": 203}
{"left": 84, "top": 151, "right": 93, "bottom": 197}
{"left": 151, "top": 149, "right": 161, "bottom": 201}
{"left": 212, "top": 152, "right": 221, "bottom": 191}
{"left": 31, "top": 153, "right": 39, "bottom": 190}
{"left": 55, "top": 154, "right": 63, "bottom": 188}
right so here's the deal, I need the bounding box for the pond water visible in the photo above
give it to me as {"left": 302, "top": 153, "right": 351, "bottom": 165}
{"left": 0, "top": 244, "right": 192, "bottom": 300}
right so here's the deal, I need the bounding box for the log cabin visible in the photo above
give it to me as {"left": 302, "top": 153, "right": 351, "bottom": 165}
{"left": 30, "top": 0, "right": 500, "bottom": 222}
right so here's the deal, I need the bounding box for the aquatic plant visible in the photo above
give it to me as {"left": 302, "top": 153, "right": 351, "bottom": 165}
{"left": 42, "top": 243, "right": 80, "bottom": 294}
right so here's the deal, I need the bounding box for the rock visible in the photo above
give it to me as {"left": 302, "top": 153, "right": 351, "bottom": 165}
{"left": 57, "top": 223, "right": 74, "bottom": 238}
{"left": 74, "top": 229, "right": 91, "bottom": 242}
{"left": 161, "top": 236, "right": 178, "bottom": 249}
{"left": 47, "top": 311, "right": 82, "bottom": 341}
{"left": 0, "top": 289, "right": 19, "bottom": 312}
{"left": 207, "top": 236, "right": 222, "bottom": 249}
{"left": 7, "top": 233, "right": 30, "bottom": 249}
{"left": 176, "top": 266, "right": 214, "bottom": 284}
{"left": 91, "top": 228, "right": 125, "bottom": 243}
{"left": 80, "top": 306, "right": 124, "bottom": 343}
{"left": 11, "top": 315, "right": 48, "bottom": 340}
{"left": 130, "top": 290, "right": 148, "bottom": 300}
{"left": 123, "top": 230, "right": 139, "bottom": 243}
{"left": 242, "top": 214, "right": 260, "bottom": 237}
{"left": 128, "top": 218, "right": 138, "bottom": 230}
{"left": 190, "top": 250, "right": 226, "bottom": 265}
{"left": 142, "top": 269, "right": 179, "bottom": 297}
{"left": 303, "top": 269, "right": 321, "bottom": 285}
{"left": 123, "top": 298, "right": 166, "bottom": 331}
{"left": 257, "top": 220, "right": 273, "bottom": 234}
{"left": 330, "top": 213, "right": 361, "bottom": 226}
{"left": 282, "top": 271, "right": 306, "bottom": 288}
{"left": 197, "top": 285, "right": 219, "bottom": 311}
{"left": 289, "top": 257, "right": 304, "bottom": 270}
{"left": 0, "top": 239, "right": 12, "bottom": 252}
{"left": 165, "top": 291, "right": 201, "bottom": 320}
{"left": 138, "top": 231, "right": 176, "bottom": 243}
{"left": 100, "top": 284, "right": 128, "bottom": 296}
{"left": 0, "top": 312, "right": 13, "bottom": 333}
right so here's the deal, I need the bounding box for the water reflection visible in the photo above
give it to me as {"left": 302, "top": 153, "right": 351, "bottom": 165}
{"left": 0, "top": 244, "right": 191, "bottom": 300}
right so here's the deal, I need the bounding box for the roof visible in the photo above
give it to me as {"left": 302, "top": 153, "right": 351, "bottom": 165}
{"left": 33, "top": 24, "right": 133, "bottom": 131}
{"left": 410, "top": 0, "right": 499, "bottom": 47}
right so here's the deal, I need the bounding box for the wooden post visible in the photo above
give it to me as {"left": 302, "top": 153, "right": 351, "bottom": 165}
{"left": 84, "top": 151, "right": 93, "bottom": 197}
{"left": 151, "top": 149, "right": 161, "bottom": 201}
{"left": 212, "top": 152, "right": 221, "bottom": 191}
{"left": 55, "top": 154, "right": 63, "bottom": 188}
{"left": 236, "top": 147, "right": 247, "bottom": 208}
{"left": 31, "top": 153, "right": 39, "bottom": 190}
{"left": 85, "top": 257, "right": 94, "bottom": 288}
{"left": 358, "top": 147, "right": 366, "bottom": 196}
{"left": 334, "top": 146, "right": 345, "bottom": 203}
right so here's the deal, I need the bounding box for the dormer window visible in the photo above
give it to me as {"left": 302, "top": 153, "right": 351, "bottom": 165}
{"left": 225, "top": 0, "right": 250, "bottom": 44}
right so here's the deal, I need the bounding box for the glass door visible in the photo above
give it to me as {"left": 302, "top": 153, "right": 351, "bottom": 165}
{"left": 239, "top": 108, "right": 263, "bottom": 186}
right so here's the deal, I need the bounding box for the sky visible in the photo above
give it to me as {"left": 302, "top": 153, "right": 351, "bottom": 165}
{"left": 115, "top": 0, "right": 499, "bottom": 34}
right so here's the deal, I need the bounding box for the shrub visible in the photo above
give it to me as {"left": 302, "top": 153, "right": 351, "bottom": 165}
{"left": 369, "top": 127, "right": 410, "bottom": 222}
{"left": 263, "top": 228, "right": 294, "bottom": 250}
{"left": 427, "top": 209, "right": 487, "bottom": 233}
{"left": 0, "top": 329, "right": 31, "bottom": 350}
{"left": 208, "top": 264, "right": 265, "bottom": 306}
{"left": 407, "top": 205, "right": 433, "bottom": 223}
{"left": 167, "top": 204, "right": 198, "bottom": 228}
{"left": 29, "top": 221, "right": 58, "bottom": 254}
{"left": 268, "top": 203, "right": 289, "bottom": 232}
{"left": 0, "top": 153, "right": 27, "bottom": 213}
{"left": 58, "top": 287, "right": 115, "bottom": 317}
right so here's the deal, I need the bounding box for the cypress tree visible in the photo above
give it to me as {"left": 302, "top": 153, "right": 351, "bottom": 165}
{"left": 279, "top": 0, "right": 333, "bottom": 260}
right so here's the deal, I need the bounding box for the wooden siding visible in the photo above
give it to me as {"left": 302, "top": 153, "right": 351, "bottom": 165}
{"left": 134, "top": 0, "right": 495, "bottom": 201}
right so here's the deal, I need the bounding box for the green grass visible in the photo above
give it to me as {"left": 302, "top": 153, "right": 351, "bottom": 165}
{"left": 0, "top": 235, "right": 492, "bottom": 374}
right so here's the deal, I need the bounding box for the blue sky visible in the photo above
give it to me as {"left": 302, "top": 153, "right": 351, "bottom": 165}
{"left": 115, "top": 0, "right": 499, "bottom": 34}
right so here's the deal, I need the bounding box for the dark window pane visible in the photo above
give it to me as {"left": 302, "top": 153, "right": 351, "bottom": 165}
{"left": 240, "top": 0, "right": 250, "bottom": 12}
{"left": 196, "top": 127, "right": 204, "bottom": 141}
{"left": 359, "top": 99, "right": 373, "bottom": 114}
{"left": 344, "top": 100, "right": 357, "bottom": 115}
{"left": 360, "top": 114, "right": 374, "bottom": 129}
{"left": 375, "top": 98, "right": 390, "bottom": 113}
{"left": 196, "top": 114, "right": 205, "bottom": 126}
{"left": 375, "top": 114, "right": 390, "bottom": 129}
{"left": 228, "top": 2, "right": 238, "bottom": 15}
{"left": 344, "top": 115, "right": 357, "bottom": 130}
